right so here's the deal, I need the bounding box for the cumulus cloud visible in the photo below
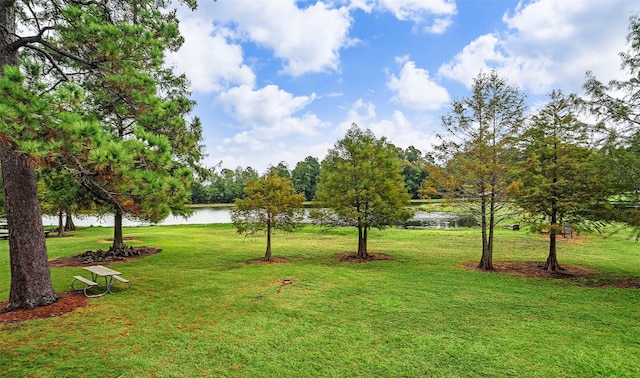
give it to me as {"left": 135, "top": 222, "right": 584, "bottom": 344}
{"left": 388, "top": 60, "right": 450, "bottom": 110}
{"left": 209, "top": 0, "right": 354, "bottom": 77}
{"left": 165, "top": 17, "right": 255, "bottom": 93}
{"left": 216, "top": 85, "right": 322, "bottom": 137}
{"left": 438, "top": 0, "right": 634, "bottom": 94}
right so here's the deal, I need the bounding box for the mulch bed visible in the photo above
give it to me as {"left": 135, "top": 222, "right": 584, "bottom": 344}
{"left": 49, "top": 246, "right": 161, "bottom": 267}
{"left": 461, "top": 261, "right": 640, "bottom": 289}
{"left": 334, "top": 252, "right": 393, "bottom": 262}
{"left": 0, "top": 292, "right": 87, "bottom": 324}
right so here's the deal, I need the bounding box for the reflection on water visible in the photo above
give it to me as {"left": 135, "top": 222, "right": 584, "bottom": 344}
{"left": 42, "top": 207, "right": 474, "bottom": 228}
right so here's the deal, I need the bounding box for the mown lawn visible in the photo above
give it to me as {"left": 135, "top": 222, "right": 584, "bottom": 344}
{"left": 1, "top": 224, "right": 639, "bottom": 377}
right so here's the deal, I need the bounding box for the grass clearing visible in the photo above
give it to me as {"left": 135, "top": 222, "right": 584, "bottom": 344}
{"left": 1, "top": 224, "right": 639, "bottom": 377}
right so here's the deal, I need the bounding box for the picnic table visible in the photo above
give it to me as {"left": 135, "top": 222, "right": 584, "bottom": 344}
{"left": 71, "top": 265, "right": 130, "bottom": 297}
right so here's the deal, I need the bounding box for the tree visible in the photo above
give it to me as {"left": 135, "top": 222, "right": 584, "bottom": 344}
{"left": 0, "top": 0, "right": 200, "bottom": 310}
{"left": 314, "top": 124, "right": 412, "bottom": 258}
{"left": 231, "top": 172, "right": 305, "bottom": 261}
{"left": 436, "top": 71, "right": 526, "bottom": 270}
{"left": 398, "top": 146, "right": 431, "bottom": 199}
{"left": 291, "top": 156, "right": 321, "bottom": 201}
{"left": 583, "top": 14, "right": 640, "bottom": 237}
{"left": 267, "top": 161, "right": 292, "bottom": 179}
{"left": 512, "top": 91, "right": 612, "bottom": 271}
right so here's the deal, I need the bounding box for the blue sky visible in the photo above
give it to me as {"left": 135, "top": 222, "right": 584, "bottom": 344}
{"left": 166, "top": 0, "right": 638, "bottom": 174}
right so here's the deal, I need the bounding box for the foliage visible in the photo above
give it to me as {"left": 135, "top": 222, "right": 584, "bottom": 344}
{"left": 291, "top": 156, "right": 321, "bottom": 201}
{"left": 232, "top": 172, "right": 305, "bottom": 261}
{"left": 583, "top": 14, "right": 640, "bottom": 239}
{"left": 433, "top": 70, "right": 527, "bottom": 270}
{"left": 192, "top": 166, "right": 260, "bottom": 204}
{"left": 512, "top": 91, "right": 613, "bottom": 270}
{"left": 267, "top": 161, "right": 292, "bottom": 179}
{"left": 314, "top": 124, "right": 412, "bottom": 257}
{"left": 398, "top": 146, "right": 433, "bottom": 199}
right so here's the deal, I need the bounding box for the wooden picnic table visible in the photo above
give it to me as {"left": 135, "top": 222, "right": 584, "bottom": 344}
{"left": 71, "top": 265, "right": 130, "bottom": 297}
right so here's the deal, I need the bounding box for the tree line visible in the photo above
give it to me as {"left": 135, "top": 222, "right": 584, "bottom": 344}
{"left": 190, "top": 146, "right": 432, "bottom": 204}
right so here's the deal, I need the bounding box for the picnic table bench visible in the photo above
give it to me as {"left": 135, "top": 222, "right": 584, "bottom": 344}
{"left": 71, "top": 265, "right": 130, "bottom": 297}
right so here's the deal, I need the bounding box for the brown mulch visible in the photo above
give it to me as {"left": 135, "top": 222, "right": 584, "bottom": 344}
{"left": 461, "top": 261, "right": 640, "bottom": 289}
{"left": 49, "top": 246, "right": 161, "bottom": 267}
{"left": 246, "top": 256, "right": 291, "bottom": 265}
{"left": 0, "top": 292, "right": 87, "bottom": 324}
{"left": 334, "top": 252, "right": 393, "bottom": 262}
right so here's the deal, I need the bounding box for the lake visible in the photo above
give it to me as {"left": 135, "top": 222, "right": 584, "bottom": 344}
{"left": 42, "top": 207, "right": 474, "bottom": 229}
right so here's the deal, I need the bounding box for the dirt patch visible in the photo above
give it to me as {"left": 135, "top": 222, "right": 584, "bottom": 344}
{"left": 0, "top": 292, "right": 88, "bottom": 324}
{"left": 461, "top": 261, "right": 640, "bottom": 289}
{"left": 49, "top": 246, "right": 161, "bottom": 267}
{"left": 246, "top": 256, "right": 291, "bottom": 265}
{"left": 334, "top": 252, "right": 393, "bottom": 262}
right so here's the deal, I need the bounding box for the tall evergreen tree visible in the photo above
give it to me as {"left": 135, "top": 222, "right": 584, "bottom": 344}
{"left": 291, "top": 156, "right": 321, "bottom": 201}
{"left": 512, "top": 91, "right": 611, "bottom": 271}
{"left": 436, "top": 71, "right": 526, "bottom": 270}
{"left": 0, "top": 0, "right": 201, "bottom": 310}
{"left": 314, "top": 124, "right": 412, "bottom": 258}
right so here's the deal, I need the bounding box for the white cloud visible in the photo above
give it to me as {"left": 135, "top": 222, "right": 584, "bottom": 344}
{"left": 165, "top": 17, "right": 255, "bottom": 93}
{"left": 208, "top": 0, "right": 354, "bottom": 77}
{"left": 374, "top": 0, "right": 456, "bottom": 33}
{"left": 438, "top": 0, "right": 634, "bottom": 95}
{"left": 216, "top": 84, "right": 322, "bottom": 138}
{"left": 388, "top": 60, "right": 450, "bottom": 110}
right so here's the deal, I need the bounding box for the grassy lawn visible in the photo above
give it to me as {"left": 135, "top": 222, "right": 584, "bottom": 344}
{"left": 1, "top": 224, "right": 639, "bottom": 377}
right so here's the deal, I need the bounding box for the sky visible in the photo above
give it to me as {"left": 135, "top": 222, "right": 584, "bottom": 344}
{"left": 165, "top": 0, "right": 638, "bottom": 174}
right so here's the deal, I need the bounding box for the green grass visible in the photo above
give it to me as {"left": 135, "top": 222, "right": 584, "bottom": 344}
{"left": 1, "top": 224, "right": 639, "bottom": 377}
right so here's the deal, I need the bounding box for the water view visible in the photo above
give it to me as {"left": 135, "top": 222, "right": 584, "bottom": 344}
{"left": 42, "top": 207, "right": 475, "bottom": 229}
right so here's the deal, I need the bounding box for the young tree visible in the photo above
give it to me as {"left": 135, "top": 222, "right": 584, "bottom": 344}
{"left": 291, "top": 156, "right": 321, "bottom": 201}
{"left": 0, "top": 0, "right": 200, "bottom": 310}
{"left": 512, "top": 91, "right": 612, "bottom": 271}
{"left": 436, "top": 71, "right": 526, "bottom": 270}
{"left": 231, "top": 172, "right": 305, "bottom": 261}
{"left": 314, "top": 124, "right": 412, "bottom": 258}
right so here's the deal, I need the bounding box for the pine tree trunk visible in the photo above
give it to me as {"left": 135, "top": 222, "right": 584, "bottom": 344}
{"left": 64, "top": 213, "right": 76, "bottom": 231}
{"left": 113, "top": 210, "right": 125, "bottom": 251}
{"left": 1, "top": 4, "right": 58, "bottom": 311}
{"left": 57, "top": 211, "right": 65, "bottom": 237}
{"left": 0, "top": 144, "right": 58, "bottom": 311}
{"left": 264, "top": 221, "right": 272, "bottom": 261}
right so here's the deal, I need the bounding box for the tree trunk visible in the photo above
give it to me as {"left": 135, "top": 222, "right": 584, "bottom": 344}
{"left": 0, "top": 144, "right": 58, "bottom": 311}
{"left": 64, "top": 212, "right": 76, "bottom": 231}
{"left": 264, "top": 221, "right": 272, "bottom": 261}
{"left": 478, "top": 197, "right": 493, "bottom": 270}
{"left": 112, "top": 210, "right": 125, "bottom": 251}
{"left": 57, "top": 211, "right": 65, "bottom": 237}
{"left": 1, "top": 4, "right": 58, "bottom": 311}
{"left": 544, "top": 231, "right": 561, "bottom": 271}
{"left": 357, "top": 225, "right": 368, "bottom": 258}
{"left": 544, "top": 206, "right": 562, "bottom": 271}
